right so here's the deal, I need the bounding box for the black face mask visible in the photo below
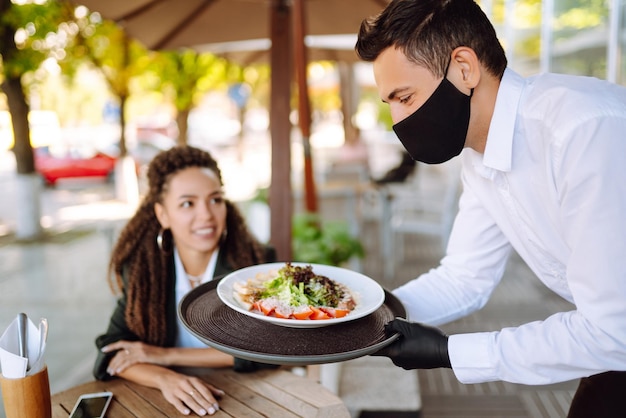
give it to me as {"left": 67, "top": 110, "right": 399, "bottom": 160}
{"left": 392, "top": 77, "right": 473, "bottom": 164}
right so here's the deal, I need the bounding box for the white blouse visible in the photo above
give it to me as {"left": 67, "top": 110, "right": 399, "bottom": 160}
{"left": 174, "top": 247, "right": 218, "bottom": 348}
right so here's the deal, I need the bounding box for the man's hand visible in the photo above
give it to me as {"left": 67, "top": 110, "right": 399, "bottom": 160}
{"left": 372, "top": 318, "right": 451, "bottom": 370}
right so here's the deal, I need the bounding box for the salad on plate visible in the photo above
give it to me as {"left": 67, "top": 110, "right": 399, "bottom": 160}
{"left": 233, "top": 263, "right": 357, "bottom": 320}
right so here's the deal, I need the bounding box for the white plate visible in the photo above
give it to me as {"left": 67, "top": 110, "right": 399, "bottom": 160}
{"left": 217, "top": 262, "right": 385, "bottom": 328}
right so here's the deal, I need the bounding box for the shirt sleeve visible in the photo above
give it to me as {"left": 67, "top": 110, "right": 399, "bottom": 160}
{"left": 452, "top": 114, "right": 626, "bottom": 385}
{"left": 393, "top": 173, "right": 513, "bottom": 327}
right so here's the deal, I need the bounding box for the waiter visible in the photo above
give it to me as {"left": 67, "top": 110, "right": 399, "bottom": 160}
{"left": 355, "top": 0, "right": 626, "bottom": 416}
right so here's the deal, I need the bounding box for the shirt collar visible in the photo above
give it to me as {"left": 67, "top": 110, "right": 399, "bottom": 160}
{"left": 482, "top": 68, "right": 525, "bottom": 172}
{"left": 173, "top": 246, "right": 219, "bottom": 293}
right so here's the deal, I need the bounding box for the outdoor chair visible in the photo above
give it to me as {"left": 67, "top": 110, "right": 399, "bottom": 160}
{"left": 362, "top": 158, "right": 462, "bottom": 278}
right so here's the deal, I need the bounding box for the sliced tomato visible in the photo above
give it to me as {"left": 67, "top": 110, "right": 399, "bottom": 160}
{"left": 259, "top": 300, "right": 275, "bottom": 316}
{"left": 273, "top": 305, "right": 292, "bottom": 319}
{"left": 292, "top": 306, "right": 314, "bottom": 320}
{"left": 333, "top": 309, "right": 350, "bottom": 318}
{"left": 310, "top": 307, "right": 331, "bottom": 320}
{"left": 320, "top": 307, "right": 350, "bottom": 318}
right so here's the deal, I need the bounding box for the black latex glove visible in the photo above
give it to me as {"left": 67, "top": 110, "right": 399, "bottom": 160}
{"left": 372, "top": 317, "right": 452, "bottom": 370}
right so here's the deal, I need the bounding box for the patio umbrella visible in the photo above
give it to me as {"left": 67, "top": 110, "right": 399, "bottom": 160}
{"left": 74, "top": 0, "right": 387, "bottom": 50}
{"left": 74, "top": 0, "right": 389, "bottom": 259}
{"left": 203, "top": 36, "right": 362, "bottom": 67}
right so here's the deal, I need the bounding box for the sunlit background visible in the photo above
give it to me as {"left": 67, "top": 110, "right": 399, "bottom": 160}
{"left": 1, "top": 0, "right": 625, "bottom": 231}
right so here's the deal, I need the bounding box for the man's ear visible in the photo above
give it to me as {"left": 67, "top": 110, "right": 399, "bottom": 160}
{"left": 154, "top": 202, "right": 169, "bottom": 229}
{"left": 449, "top": 46, "right": 480, "bottom": 92}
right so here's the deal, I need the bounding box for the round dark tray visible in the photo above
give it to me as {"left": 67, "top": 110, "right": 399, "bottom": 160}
{"left": 178, "top": 278, "right": 406, "bottom": 365}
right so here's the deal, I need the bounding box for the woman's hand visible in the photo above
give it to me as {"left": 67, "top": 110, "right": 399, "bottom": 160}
{"left": 102, "top": 340, "right": 167, "bottom": 375}
{"left": 157, "top": 370, "right": 224, "bottom": 416}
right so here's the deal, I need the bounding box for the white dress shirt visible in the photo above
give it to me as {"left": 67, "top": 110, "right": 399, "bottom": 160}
{"left": 393, "top": 68, "right": 626, "bottom": 385}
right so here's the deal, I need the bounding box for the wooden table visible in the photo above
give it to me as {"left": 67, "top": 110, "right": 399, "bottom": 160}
{"left": 51, "top": 369, "right": 350, "bottom": 417}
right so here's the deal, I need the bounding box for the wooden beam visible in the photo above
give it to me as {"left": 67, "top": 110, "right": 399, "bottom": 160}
{"left": 269, "top": 0, "right": 293, "bottom": 260}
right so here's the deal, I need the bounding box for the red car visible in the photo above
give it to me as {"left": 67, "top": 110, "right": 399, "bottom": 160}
{"left": 35, "top": 147, "right": 117, "bottom": 186}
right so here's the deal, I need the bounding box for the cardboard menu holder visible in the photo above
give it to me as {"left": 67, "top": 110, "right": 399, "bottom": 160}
{"left": 0, "top": 365, "right": 52, "bottom": 418}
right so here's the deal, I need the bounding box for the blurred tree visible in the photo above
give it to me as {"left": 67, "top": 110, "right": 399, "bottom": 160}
{"left": 0, "top": 0, "right": 74, "bottom": 239}
{"left": 68, "top": 11, "right": 262, "bottom": 151}
{"left": 147, "top": 49, "right": 274, "bottom": 163}
{"left": 67, "top": 9, "right": 152, "bottom": 202}
{"left": 151, "top": 49, "right": 231, "bottom": 146}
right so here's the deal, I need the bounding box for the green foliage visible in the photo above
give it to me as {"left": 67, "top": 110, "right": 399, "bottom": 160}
{"left": 554, "top": 6, "right": 607, "bottom": 30}
{"left": 241, "top": 64, "right": 270, "bottom": 108}
{"left": 152, "top": 49, "right": 230, "bottom": 112}
{"left": 0, "top": 0, "right": 78, "bottom": 177}
{"left": 292, "top": 212, "right": 364, "bottom": 267}
{"left": 554, "top": 0, "right": 608, "bottom": 24}
{"left": 512, "top": 0, "right": 542, "bottom": 28}
{"left": 251, "top": 186, "right": 269, "bottom": 204}
{"left": 66, "top": 15, "right": 150, "bottom": 98}
{"left": 376, "top": 100, "right": 393, "bottom": 130}
{"left": 0, "top": 0, "right": 73, "bottom": 78}
{"left": 356, "top": 89, "right": 393, "bottom": 130}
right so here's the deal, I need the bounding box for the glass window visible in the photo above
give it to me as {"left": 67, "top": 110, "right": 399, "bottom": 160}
{"left": 480, "top": 0, "right": 543, "bottom": 76}
{"left": 550, "top": 0, "right": 610, "bottom": 78}
{"left": 508, "top": 0, "right": 543, "bottom": 75}
{"left": 614, "top": 0, "right": 626, "bottom": 85}
{"left": 477, "top": 0, "right": 623, "bottom": 84}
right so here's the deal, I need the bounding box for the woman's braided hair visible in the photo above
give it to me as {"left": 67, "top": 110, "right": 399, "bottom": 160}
{"left": 108, "top": 145, "right": 268, "bottom": 345}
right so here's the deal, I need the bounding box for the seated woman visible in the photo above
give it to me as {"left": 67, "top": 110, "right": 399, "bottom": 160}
{"left": 93, "top": 145, "right": 276, "bottom": 416}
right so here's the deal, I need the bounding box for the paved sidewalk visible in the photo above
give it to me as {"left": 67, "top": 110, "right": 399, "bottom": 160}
{"left": 0, "top": 230, "right": 118, "bottom": 418}
{"left": 0, "top": 172, "right": 132, "bottom": 418}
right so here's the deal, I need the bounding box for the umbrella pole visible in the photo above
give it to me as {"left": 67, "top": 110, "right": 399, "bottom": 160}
{"left": 293, "top": 0, "right": 318, "bottom": 214}
{"left": 269, "top": 0, "right": 294, "bottom": 260}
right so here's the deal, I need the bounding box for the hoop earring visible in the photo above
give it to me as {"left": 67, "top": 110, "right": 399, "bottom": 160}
{"left": 157, "top": 228, "right": 173, "bottom": 255}
{"left": 220, "top": 228, "right": 228, "bottom": 245}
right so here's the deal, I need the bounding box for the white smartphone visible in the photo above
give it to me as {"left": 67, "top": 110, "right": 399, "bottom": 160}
{"left": 68, "top": 391, "right": 113, "bottom": 418}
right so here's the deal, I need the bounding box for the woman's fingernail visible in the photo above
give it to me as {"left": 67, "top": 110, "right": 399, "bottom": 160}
{"left": 198, "top": 408, "right": 207, "bottom": 416}
{"left": 208, "top": 407, "right": 215, "bottom": 415}
{"left": 182, "top": 408, "right": 190, "bottom": 415}
{"left": 101, "top": 347, "right": 109, "bottom": 352}
{"left": 213, "top": 403, "right": 220, "bottom": 411}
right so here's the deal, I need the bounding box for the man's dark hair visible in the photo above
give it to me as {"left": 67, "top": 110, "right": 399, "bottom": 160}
{"left": 355, "top": 0, "right": 507, "bottom": 78}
